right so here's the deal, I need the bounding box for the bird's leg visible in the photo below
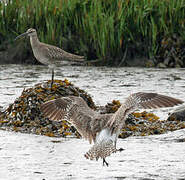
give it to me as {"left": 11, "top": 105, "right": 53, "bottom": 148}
{"left": 103, "top": 158, "right": 109, "bottom": 167}
{"left": 51, "top": 69, "right": 54, "bottom": 90}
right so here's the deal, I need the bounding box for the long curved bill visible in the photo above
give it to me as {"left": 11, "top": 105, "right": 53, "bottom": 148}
{"left": 14, "top": 32, "right": 28, "bottom": 41}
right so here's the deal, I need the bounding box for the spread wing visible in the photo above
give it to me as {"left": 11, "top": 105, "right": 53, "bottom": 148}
{"left": 40, "top": 96, "right": 99, "bottom": 143}
{"left": 107, "top": 92, "right": 184, "bottom": 129}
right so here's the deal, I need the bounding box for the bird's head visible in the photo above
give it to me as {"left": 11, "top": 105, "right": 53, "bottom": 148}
{"left": 15, "top": 28, "right": 37, "bottom": 41}
{"left": 25, "top": 28, "right": 37, "bottom": 36}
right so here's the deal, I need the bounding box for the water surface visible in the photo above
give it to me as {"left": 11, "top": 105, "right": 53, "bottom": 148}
{"left": 0, "top": 64, "right": 185, "bottom": 179}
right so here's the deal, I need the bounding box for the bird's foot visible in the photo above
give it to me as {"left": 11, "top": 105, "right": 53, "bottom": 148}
{"left": 117, "top": 148, "right": 125, "bottom": 152}
{"left": 103, "top": 158, "right": 109, "bottom": 167}
{"left": 84, "top": 153, "right": 89, "bottom": 159}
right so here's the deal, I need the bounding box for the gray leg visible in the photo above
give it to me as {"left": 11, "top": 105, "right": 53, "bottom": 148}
{"left": 51, "top": 69, "right": 54, "bottom": 89}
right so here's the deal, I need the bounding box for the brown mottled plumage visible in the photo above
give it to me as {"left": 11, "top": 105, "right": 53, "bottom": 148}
{"left": 40, "top": 92, "right": 183, "bottom": 166}
{"left": 15, "top": 28, "right": 84, "bottom": 88}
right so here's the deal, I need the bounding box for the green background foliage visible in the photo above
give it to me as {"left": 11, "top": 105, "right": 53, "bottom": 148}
{"left": 0, "top": 0, "right": 184, "bottom": 65}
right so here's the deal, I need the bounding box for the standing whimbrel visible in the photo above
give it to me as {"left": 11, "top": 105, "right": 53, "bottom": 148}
{"left": 15, "top": 28, "right": 84, "bottom": 88}
{"left": 40, "top": 92, "right": 183, "bottom": 166}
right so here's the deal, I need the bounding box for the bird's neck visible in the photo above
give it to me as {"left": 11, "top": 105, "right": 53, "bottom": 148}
{"left": 30, "top": 34, "right": 40, "bottom": 48}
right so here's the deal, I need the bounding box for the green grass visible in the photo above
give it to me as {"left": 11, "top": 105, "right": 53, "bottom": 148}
{"left": 0, "top": 0, "right": 184, "bottom": 65}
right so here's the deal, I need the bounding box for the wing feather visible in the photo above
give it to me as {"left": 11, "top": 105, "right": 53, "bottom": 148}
{"left": 107, "top": 92, "right": 183, "bottom": 130}
{"left": 40, "top": 96, "right": 99, "bottom": 143}
{"left": 135, "top": 92, "right": 183, "bottom": 109}
{"left": 40, "top": 97, "right": 73, "bottom": 121}
{"left": 41, "top": 43, "right": 84, "bottom": 62}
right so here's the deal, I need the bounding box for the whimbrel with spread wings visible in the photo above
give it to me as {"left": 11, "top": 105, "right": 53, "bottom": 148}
{"left": 15, "top": 28, "right": 84, "bottom": 88}
{"left": 40, "top": 92, "right": 183, "bottom": 166}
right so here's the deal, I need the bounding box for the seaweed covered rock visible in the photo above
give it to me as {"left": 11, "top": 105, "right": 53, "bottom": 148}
{"left": 0, "top": 80, "right": 185, "bottom": 138}
{"left": 0, "top": 79, "right": 95, "bottom": 137}
{"left": 167, "top": 106, "right": 185, "bottom": 122}
{"left": 99, "top": 100, "right": 185, "bottom": 138}
{"left": 118, "top": 110, "right": 185, "bottom": 138}
{"left": 97, "top": 99, "right": 121, "bottom": 114}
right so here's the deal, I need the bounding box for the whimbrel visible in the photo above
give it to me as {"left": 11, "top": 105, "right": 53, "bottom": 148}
{"left": 40, "top": 92, "right": 183, "bottom": 166}
{"left": 15, "top": 28, "right": 84, "bottom": 88}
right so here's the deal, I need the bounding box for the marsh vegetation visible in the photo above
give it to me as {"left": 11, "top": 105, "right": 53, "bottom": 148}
{"left": 0, "top": 0, "right": 185, "bottom": 66}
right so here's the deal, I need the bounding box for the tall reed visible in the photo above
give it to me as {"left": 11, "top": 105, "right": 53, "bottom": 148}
{"left": 0, "top": 0, "right": 184, "bottom": 64}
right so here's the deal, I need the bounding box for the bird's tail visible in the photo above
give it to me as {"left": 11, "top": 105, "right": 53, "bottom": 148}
{"left": 84, "top": 139, "right": 117, "bottom": 161}
{"left": 63, "top": 51, "right": 85, "bottom": 62}
{"left": 84, "top": 128, "right": 118, "bottom": 161}
{"left": 70, "top": 54, "right": 85, "bottom": 62}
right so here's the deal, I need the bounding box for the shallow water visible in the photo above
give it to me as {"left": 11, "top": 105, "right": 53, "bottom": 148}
{"left": 0, "top": 64, "right": 185, "bottom": 179}
{"left": 0, "top": 129, "right": 185, "bottom": 180}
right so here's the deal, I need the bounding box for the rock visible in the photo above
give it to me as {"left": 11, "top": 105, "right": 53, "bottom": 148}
{"left": 175, "top": 64, "right": 181, "bottom": 68}
{"left": 163, "top": 57, "right": 171, "bottom": 66}
{"left": 167, "top": 106, "right": 185, "bottom": 121}
{"left": 169, "top": 61, "right": 175, "bottom": 67}
{"left": 125, "top": 57, "right": 146, "bottom": 67}
{"left": 145, "top": 59, "right": 155, "bottom": 67}
{"left": 156, "top": 62, "right": 167, "bottom": 68}
{"left": 175, "top": 59, "right": 183, "bottom": 67}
